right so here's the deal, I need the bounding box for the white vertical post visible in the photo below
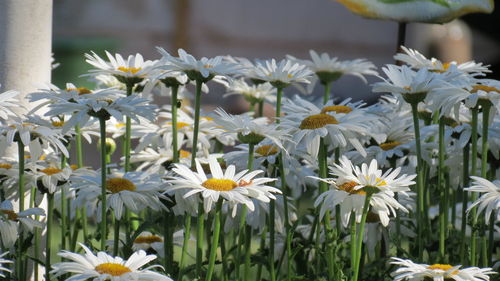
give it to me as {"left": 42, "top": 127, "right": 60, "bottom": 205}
{"left": 0, "top": 1, "right": 53, "bottom": 280}
{"left": 0, "top": 0, "right": 53, "bottom": 115}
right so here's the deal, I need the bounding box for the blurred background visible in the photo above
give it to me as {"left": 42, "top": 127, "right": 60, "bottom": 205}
{"left": 53, "top": 0, "right": 500, "bottom": 110}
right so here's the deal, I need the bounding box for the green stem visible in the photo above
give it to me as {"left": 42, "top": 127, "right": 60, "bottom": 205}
{"left": 470, "top": 107, "right": 479, "bottom": 266}
{"left": 196, "top": 203, "right": 205, "bottom": 278}
{"left": 171, "top": 85, "right": 179, "bottom": 163}
{"left": 206, "top": 199, "right": 223, "bottom": 281}
{"left": 255, "top": 227, "right": 266, "bottom": 281}
{"left": 352, "top": 194, "right": 373, "bottom": 281}
{"left": 45, "top": 194, "right": 54, "bottom": 281}
{"left": 113, "top": 219, "right": 120, "bottom": 256}
{"left": 75, "top": 125, "right": 84, "bottom": 167}
{"left": 278, "top": 155, "right": 292, "bottom": 281}
{"left": 480, "top": 104, "right": 490, "bottom": 178}
{"left": 269, "top": 200, "right": 276, "bottom": 281}
{"left": 460, "top": 144, "right": 469, "bottom": 264}
{"left": 258, "top": 101, "right": 264, "bottom": 117}
{"left": 275, "top": 87, "right": 283, "bottom": 123}
{"left": 438, "top": 117, "right": 446, "bottom": 259}
{"left": 61, "top": 153, "right": 67, "bottom": 252}
{"left": 319, "top": 139, "right": 334, "bottom": 279}
{"left": 488, "top": 212, "right": 495, "bottom": 265}
{"left": 410, "top": 102, "right": 424, "bottom": 260}
{"left": 16, "top": 141, "right": 24, "bottom": 281}
{"left": 249, "top": 102, "right": 256, "bottom": 118}
{"left": 191, "top": 79, "right": 203, "bottom": 167}
{"left": 164, "top": 212, "right": 174, "bottom": 274}
{"left": 178, "top": 215, "right": 191, "bottom": 281}
{"left": 323, "top": 81, "right": 331, "bottom": 104}
{"left": 124, "top": 82, "right": 134, "bottom": 172}
{"left": 220, "top": 214, "right": 229, "bottom": 281}
{"left": 99, "top": 117, "right": 108, "bottom": 251}
{"left": 243, "top": 144, "right": 255, "bottom": 281}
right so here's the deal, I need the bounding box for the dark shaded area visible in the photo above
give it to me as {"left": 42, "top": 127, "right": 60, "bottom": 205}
{"left": 463, "top": 2, "right": 500, "bottom": 79}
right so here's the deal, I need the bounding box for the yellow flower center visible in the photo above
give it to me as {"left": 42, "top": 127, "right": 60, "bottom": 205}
{"left": 321, "top": 105, "right": 352, "bottom": 114}
{"left": 1, "top": 210, "right": 18, "bottom": 221}
{"left": 134, "top": 235, "right": 163, "bottom": 244}
{"left": 379, "top": 141, "right": 402, "bottom": 151}
{"left": 427, "top": 264, "right": 458, "bottom": 275}
{"left": 168, "top": 122, "right": 189, "bottom": 129}
{"left": 287, "top": 74, "right": 293, "bottom": 78}
{"left": 0, "top": 163, "right": 12, "bottom": 169}
{"left": 201, "top": 116, "right": 214, "bottom": 121}
{"left": 40, "top": 167, "right": 63, "bottom": 176}
{"left": 115, "top": 123, "right": 126, "bottom": 128}
{"left": 403, "top": 86, "right": 412, "bottom": 91}
{"left": 471, "top": 85, "right": 500, "bottom": 94}
{"left": 95, "top": 263, "right": 132, "bottom": 276}
{"left": 70, "top": 165, "right": 79, "bottom": 171}
{"left": 202, "top": 178, "right": 237, "bottom": 191}
{"left": 255, "top": 145, "right": 278, "bottom": 157}
{"left": 51, "top": 121, "right": 65, "bottom": 127}
{"left": 204, "top": 64, "right": 214, "bottom": 69}
{"left": 117, "top": 66, "right": 142, "bottom": 74}
{"left": 179, "top": 150, "right": 191, "bottom": 159}
{"left": 299, "top": 114, "right": 338, "bottom": 130}
{"left": 106, "top": 177, "right": 136, "bottom": 193}
{"left": 337, "top": 181, "right": 365, "bottom": 195}
{"left": 66, "top": 87, "right": 92, "bottom": 95}
{"left": 430, "top": 62, "right": 451, "bottom": 73}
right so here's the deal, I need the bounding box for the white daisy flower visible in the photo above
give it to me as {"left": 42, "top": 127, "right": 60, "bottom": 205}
{"left": 157, "top": 48, "right": 242, "bottom": 82}
{"left": 0, "top": 121, "right": 69, "bottom": 160}
{"left": 253, "top": 59, "right": 313, "bottom": 89}
{"left": 224, "top": 78, "right": 276, "bottom": 104}
{"left": 372, "top": 65, "right": 444, "bottom": 104}
{"left": 85, "top": 51, "right": 156, "bottom": 85}
{"left": 313, "top": 156, "right": 415, "bottom": 227}
{"left": 45, "top": 90, "right": 157, "bottom": 133}
{"left": 0, "top": 86, "right": 22, "bottom": 120}
{"left": 166, "top": 156, "right": 280, "bottom": 216}
{"left": 33, "top": 163, "right": 72, "bottom": 194}
{"left": 0, "top": 251, "right": 12, "bottom": 278}
{"left": 0, "top": 200, "right": 45, "bottom": 249}
{"left": 395, "top": 46, "right": 491, "bottom": 77}
{"left": 280, "top": 95, "right": 379, "bottom": 158}
{"left": 287, "top": 50, "right": 378, "bottom": 84}
{"left": 51, "top": 243, "right": 173, "bottom": 281}
{"left": 466, "top": 82, "right": 500, "bottom": 113}
{"left": 390, "top": 257, "right": 496, "bottom": 281}
{"left": 72, "top": 170, "right": 167, "bottom": 220}
{"left": 465, "top": 176, "right": 500, "bottom": 224}
{"left": 214, "top": 108, "right": 290, "bottom": 149}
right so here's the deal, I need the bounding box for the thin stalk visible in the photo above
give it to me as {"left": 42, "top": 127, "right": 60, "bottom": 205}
{"left": 255, "top": 227, "right": 266, "bottom": 281}
{"left": 45, "top": 193, "right": 54, "bottom": 281}
{"left": 99, "top": 117, "right": 108, "bottom": 251}
{"left": 31, "top": 187, "right": 39, "bottom": 280}
{"left": 352, "top": 193, "right": 373, "bottom": 281}
{"left": 269, "top": 200, "right": 276, "bottom": 281}
{"left": 124, "top": 82, "right": 134, "bottom": 172}
{"left": 438, "top": 117, "right": 446, "bottom": 259}
{"left": 61, "top": 153, "right": 67, "bottom": 251}
{"left": 278, "top": 156, "right": 292, "bottom": 281}
{"left": 113, "top": 219, "right": 120, "bottom": 256}
{"left": 243, "top": 143, "right": 255, "bottom": 281}
{"left": 75, "top": 125, "right": 84, "bottom": 167}
{"left": 319, "top": 139, "right": 334, "bottom": 280}
{"left": 460, "top": 144, "right": 469, "bottom": 264}
{"left": 249, "top": 102, "right": 255, "bottom": 117}
{"left": 350, "top": 214, "right": 357, "bottom": 273}
{"left": 323, "top": 82, "right": 331, "bottom": 104}
{"left": 488, "top": 213, "right": 495, "bottom": 264}
{"left": 164, "top": 212, "right": 174, "bottom": 274}
{"left": 258, "top": 101, "right": 264, "bottom": 117}
{"left": 206, "top": 199, "right": 223, "bottom": 281}
{"left": 480, "top": 104, "right": 490, "bottom": 267}
{"left": 196, "top": 203, "right": 205, "bottom": 278}
{"left": 171, "top": 85, "right": 180, "bottom": 163}
{"left": 178, "top": 215, "right": 192, "bottom": 281}
{"left": 469, "top": 107, "right": 479, "bottom": 266}
{"left": 16, "top": 141, "right": 25, "bottom": 281}
{"left": 190, "top": 79, "right": 204, "bottom": 277}
{"left": 410, "top": 102, "right": 424, "bottom": 259}
{"left": 275, "top": 87, "right": 283, "bottom": 123}
{"left": 220, "top": 214, "right": 229, "bottom": 281}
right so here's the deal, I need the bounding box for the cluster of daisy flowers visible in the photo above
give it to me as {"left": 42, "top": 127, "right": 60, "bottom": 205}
{"left": 0, "top": 45, "right": 498, "bottom": 281}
